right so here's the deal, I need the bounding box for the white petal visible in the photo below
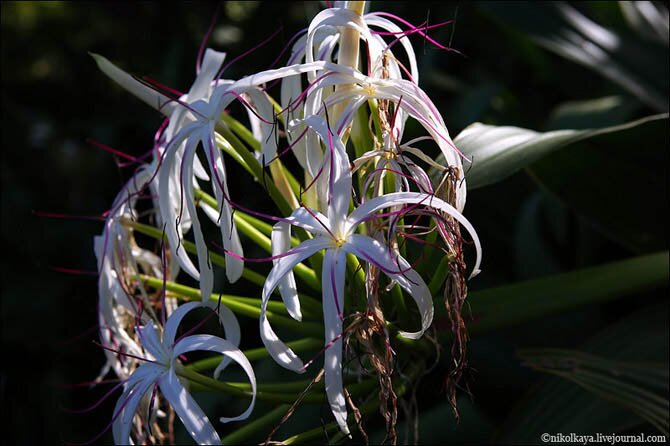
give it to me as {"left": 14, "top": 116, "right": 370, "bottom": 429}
{"left": 346, "top": 234, "right": 433, "bottom": 339}
{"left": 202, "top": 128, "right": 245, "bottom": 283}
{"left": 91, "top": 53, "right": 174, "bottom": 114}
{"left": 112, "top": 364, "right": 163, "bottom": 445}
{"left": 272, "top": 221, "right": 302, "bottom": 321}
{"left": 321, "top": 249, "right": 350, "bottom": 435}
{"left": 158, "top": 127, "right": 201, "bottom": 280}
{"left": 171, "top": 334, "right": 256, "bottom": 422}
{"left": 162, "top": 301, "right": 203, "bottom": 348}
{"left": 182, "top": 133, "right": 215, "bottom": 301}
{"left": 189, "top": 49, "right": 226, "bottom": 100}
{"left": 345, "top": 192, "right": 482, "bottom": 277}
{"left": 261, "top": 237, "right": 331, "bottom": 371}
{"left": 137, "top": 322, "right": 167, "bottom": 361}
{"left": 158, "top": 369, "right": 221, "bottom": 445}
{"left": 300, "top": 115, "right": 352, "bottom": 232}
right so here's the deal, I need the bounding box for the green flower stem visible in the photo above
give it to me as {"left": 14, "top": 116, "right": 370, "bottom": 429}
{"left": 193, "top": 188, "right": 321, "bottom": 293}
{"left": 391, "top": 284, "right": 409, "bottom": 327}
{"left": 428, "top": 255, "right": 450, "bottom": 295}
{"left": 121, "top": 218, "right": 266, "bottom": 286}
{"left": 215, "top": 124, "right": 292, "bottom": 216}
{"left": 220, "top": 112, "right": 301, "bottom": 196}
{"left": 282, "top": 364, "right": 418, "bottom": 445}
{"left": 178, "top": 367, "right": 324, "bottom": 404}
{"left": 220, "top": 404, "right": 291, "bottom": 446}
{"left": 194, "top": 188, "right": 300, "bottom": 247}
{"left": 462, "top": 251, "right": 669, "bottom": 335}
{"left": 188, "top": 338, "right": 323, "bottom": 371}
{"left": 139, "top": 275, "right": 323, "bottom": 337}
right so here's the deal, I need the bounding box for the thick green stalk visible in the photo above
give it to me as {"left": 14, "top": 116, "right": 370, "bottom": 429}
{"left": 121, "top": 218, "right": 266, "bottom": 286}
{"left": 188, "top": 338, "right": 323, "bottom": 371}
{"left": 193, "top": 188, "right": 320, "bottom": 292}
{"left": 220, "top": 404, "right": 291, "bottom": 446}
{"left": 139, "top": 275, "right": 323, "bottom": 337}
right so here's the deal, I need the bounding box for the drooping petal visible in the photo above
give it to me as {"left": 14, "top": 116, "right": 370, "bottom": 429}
{"left": 345, "top": 234, "right": 433, "bottom": 339}
{"left": 172, "top": 334, "right": 256, "bottom": 422}
{"left": 112, "top": 364, "right": 163, "bottom": 445}
{"left": 261, "top": 237, "right": 332, "bottom": 371}
{"left": 345, "top": 192, "right": 482, "bottom": 277}
{"left": 300, "top": 115, "right": 352, "bottom": 232}
{"left": 158, "top": 126, "right": 201, "bottom": 280}
{"left": 271, "top": 221, "right": 302, "bottom": 321}
{"left": 321, "top": 249, "right": 350, "bottom": 435}
{"left": 202, "top": 126, "right": 244, "bottom": 283}
{"left": 162, "top": 301, "right": 203, "bottom": 348}
{"left": 181, "top": 132, "right": 215, "bottom": 300}
{"left": 158, "top": 369, "right": 221, "bottom": 445}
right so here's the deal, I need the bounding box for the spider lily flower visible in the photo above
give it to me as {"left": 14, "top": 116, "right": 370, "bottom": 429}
{"left": 112, "top": 301, "right": 255, "bottom": 445}
{"left": 260, "top": 115, "right": 482, "bottom": 434}
{"left": 94, "top": 165, "right": 175, "bottom": 381}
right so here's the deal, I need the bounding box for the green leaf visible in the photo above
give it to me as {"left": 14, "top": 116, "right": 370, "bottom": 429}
{"left": 528, "top": 115, "right": 668, "bottom": 252}
{"left": 449, "top": 113, "right": 667, "bottom": 190}
{"left": 461, "top": 251, "right": 668, "bottom": 335}
{"left": 480, "top": 2, "right": 669, "bottom": 111}
{"left": 499, "top": 305, "right": 669, "bottom": 441}
{"left": 518, "top": 348, "right": 669, "bottom": 434}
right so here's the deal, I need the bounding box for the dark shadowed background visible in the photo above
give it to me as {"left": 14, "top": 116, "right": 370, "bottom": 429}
{"left": 2, "top": 1, "right": 667, "bottom": 444}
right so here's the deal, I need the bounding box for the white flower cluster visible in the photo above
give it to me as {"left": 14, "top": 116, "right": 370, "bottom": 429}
{"left": 93, "top": 2, "right": 481, "bottom": 444}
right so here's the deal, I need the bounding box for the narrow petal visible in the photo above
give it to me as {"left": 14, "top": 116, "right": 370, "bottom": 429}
{"left": 300, "top": 115, "right": 352, "bottom": 231}
{"left": 346, "top": 234, "right": 433, "bottom": 339}
{"left": 261, "top": 237, "right": 331, "bottom": 371}
{"left": 91, "top": 53, "right": 174, "bottom": 114}
{"left": 136, "top": 322, "right": 167, "bottom": 362}
{"left": 158, "top": 127, "right": 201, "bottom": 280}
{"left": 345, "top": 192, "right": 482, "bottom": 277}
{"left": 172, "top": 334, "right": 256, "bottom": 423}
{"left": 158, "top": 369, "right": 221, "bottom": 445}
{"left": 188, "top": 49, "right": 226, "bottom": 100}
{"left": 182, "top": 133, "right": 215, "bottom": 301}
{"left": 202, "top": 127, "right": 244, "bottom": 283}
{"left": 112, "top": 364, "right": 163, "bottom": 445}
{"left": 321, "top": 249, "right": 350, "bottom": 435}
{"left": 272, "top": 221, "right": 302, "bottom": 321}
{"left": 162, "top": 301, "right": 203, "bottom": 348}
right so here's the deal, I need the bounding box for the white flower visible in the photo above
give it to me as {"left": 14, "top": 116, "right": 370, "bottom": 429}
{"left": 260, "top": 116, "right": 481, "bottom": 434}
{"left": 112, "top": 301, "right": 255, "bottom": 445}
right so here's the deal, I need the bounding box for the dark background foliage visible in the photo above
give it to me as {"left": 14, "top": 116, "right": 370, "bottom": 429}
{"left": 1, "top": 1, "right": 667, "bottom": 444}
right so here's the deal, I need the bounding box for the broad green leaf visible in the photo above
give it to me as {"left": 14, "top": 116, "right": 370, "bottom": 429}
{"left": 518, "top": 348, "right": 669, "bottom": 435}
{"left": 528, "top": 115, "right": 668, "bottom": 252}
{"left": 545, "top": 95, "right": 640, "bottom": 130}
{"left": 446, "top": 113, "right": 667, "bottom": 190}
{"left": 458, "top": 251, "right": 669, "bottom": 335}
{"left": 498, "top": 305, "right": 668, "bottom": 441}
{"left": 480, "top": 2, "right": 669, "bottom": 111}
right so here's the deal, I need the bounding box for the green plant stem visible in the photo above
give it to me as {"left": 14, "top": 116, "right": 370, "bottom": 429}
{"left": 178, "top": 367, "right": 324, "bottom": 404}
{"left": 220, "top": 404, "right": 291, "bottom": 446}
{"left": 281, "top": 362, "right": 419, "bottom": 445}
{"left": 188, "top": 338, "right": 323, "bottom": 371}
{"left": 122, "top": 218, "right": 266, "bottom": 286}
{"left": 428, "top": 255, "right": 450, "bottom": 295}
{"left": 193, "top": 188, "right": 320, "bottom": 292}
{"left": 215, "top": 124, "right": 292, "bottom": 216}
{"left": 139, "top": 275, "right": 323, "bottom": 337}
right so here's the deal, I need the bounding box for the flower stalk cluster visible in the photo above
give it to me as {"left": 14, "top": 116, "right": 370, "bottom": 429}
{"left": 90, "top": 1, "right": 481, "bottom": 444}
